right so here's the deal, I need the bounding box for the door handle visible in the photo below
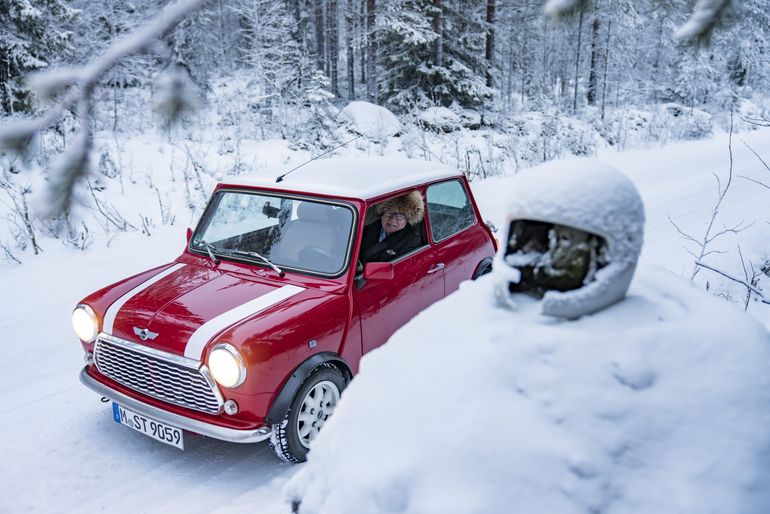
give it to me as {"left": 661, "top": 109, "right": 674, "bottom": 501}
{"left": 427, "top": 263, "right": 445, "bottom": 274}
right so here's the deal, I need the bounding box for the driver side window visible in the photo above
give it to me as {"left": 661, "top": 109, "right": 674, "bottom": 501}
{"left": 360, "top": 191, "right": 427, "bottom": 264}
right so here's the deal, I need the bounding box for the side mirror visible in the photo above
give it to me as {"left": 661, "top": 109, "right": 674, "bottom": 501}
{"left": 363, "top": 262, "right": 394, "bottom": 280}
{"left": 262, "top": 202, "right": 280, "bottom": 218}
{"left": 186, "top": 227, "right": 193, "bottom": 244}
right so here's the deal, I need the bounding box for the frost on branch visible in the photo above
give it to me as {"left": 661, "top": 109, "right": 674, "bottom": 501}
{"left": 543, "top": 0, "right": 588, "bottom": 20}
{"left": 0, "top": 0, "right": 208, "bottom": 216}
{"left": 674, "top": 0, "right": 736, "bottom": 43}
{"left": 41, "top": 129, "right": 91, "bottom": 218}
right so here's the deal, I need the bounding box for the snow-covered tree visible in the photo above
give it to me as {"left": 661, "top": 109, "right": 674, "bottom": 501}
{"left": 378, "top": 0, "right": 492, "bottom": 110}
{"left": 0, "top": 0, "right": 78, "bottom": 113}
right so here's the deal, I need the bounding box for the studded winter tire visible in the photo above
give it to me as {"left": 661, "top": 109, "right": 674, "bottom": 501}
{"left": 269, "top": 364, "right": 346, "bottom": 463}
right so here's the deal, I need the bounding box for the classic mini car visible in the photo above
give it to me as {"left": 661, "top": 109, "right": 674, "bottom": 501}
{"left": 73, "top": 157, "right": 496, "bottom": 462}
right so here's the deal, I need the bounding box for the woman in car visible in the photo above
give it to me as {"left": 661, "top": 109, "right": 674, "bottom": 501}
{"left": 360, "top": 190, "right": 425, "bottom": 263}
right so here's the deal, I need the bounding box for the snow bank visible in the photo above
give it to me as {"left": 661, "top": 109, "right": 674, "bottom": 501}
{"left": 286, "top": 267, "right": 770, "bottom": 513}
{"left": 337, "top": 101, "right": 402, "bottom": 139}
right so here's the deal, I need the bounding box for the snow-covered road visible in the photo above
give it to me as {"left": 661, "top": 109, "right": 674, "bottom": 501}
{"left": 1, "top": 128, "right": 768, "bottom": 513}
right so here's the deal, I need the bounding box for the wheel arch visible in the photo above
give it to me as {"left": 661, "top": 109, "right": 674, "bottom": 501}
{"left": 472, "top": 256, "right": 494, "bottom": 279}
{"left": 265, "top": 352, "right": 352, "bottom": 424}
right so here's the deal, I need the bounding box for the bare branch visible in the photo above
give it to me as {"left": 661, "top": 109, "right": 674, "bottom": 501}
{"left": 738, "top": 175, "right": 770, "bottom": 190}
{"left": 740, "top": 140, "right": 770, "bottom": 174}
{"left": 695, "top": 261, "right": 770, "bottom": 305}
{"left": 741, "top": 116, "right": 770, "bottom": 128}
{"left": 667, "top": 215, "right": 700, "bottom": 245}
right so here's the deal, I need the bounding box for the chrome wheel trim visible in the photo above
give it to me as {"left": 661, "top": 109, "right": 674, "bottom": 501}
{"left": 296, "top": 379, "right": 340, "bottom": 449}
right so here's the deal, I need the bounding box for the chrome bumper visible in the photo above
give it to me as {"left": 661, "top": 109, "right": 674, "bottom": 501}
{"left": 79, "top": 367, "right": 272, "bottom": 444}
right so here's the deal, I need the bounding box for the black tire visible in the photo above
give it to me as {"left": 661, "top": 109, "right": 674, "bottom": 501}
{"left": 269, "top": 363, "right": 347, "bottom": 463}
{"left": 473, "top": 258, "right": 493, "bottom": 279}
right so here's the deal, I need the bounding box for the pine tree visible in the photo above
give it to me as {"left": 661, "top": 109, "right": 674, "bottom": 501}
{"left": 0, "top": 0, "right": 78, "bottom": 113}
{"left": 378, "top": 0, "right": 491, "bottom": 111}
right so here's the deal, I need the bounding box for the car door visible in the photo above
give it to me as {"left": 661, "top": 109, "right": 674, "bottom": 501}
{"left": 426, "top": 179, "right": 491, "bottom": 295}
{"left": 353, "top": 217, "right": 444, "bottom": 355}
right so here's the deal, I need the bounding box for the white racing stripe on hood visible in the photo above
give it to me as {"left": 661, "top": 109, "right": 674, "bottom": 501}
{"left": 184, "top": 284, "right": 305, "bottom": 360}
{"left": 103, "top": 263, "right": 187, "bottom": 334}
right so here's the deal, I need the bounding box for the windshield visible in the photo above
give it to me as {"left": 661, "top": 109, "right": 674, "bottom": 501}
{"left": 192, "top": 191, "right": 355, "bottom": 275}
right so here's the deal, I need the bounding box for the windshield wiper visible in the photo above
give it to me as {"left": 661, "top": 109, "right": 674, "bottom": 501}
{"left": 228, "top": 249, "right": 285, "bottom": 277}
{"left": 197, "top": 240, "right": 220, "bottom": 264}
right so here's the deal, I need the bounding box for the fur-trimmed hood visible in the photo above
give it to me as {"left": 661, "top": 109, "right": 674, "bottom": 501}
{"left": 376, "top": 190, "right": 425, "bottom": 225}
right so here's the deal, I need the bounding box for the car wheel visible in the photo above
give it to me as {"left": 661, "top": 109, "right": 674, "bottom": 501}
{"left": 269, "top": 364, "right": 346, "bottom": 463}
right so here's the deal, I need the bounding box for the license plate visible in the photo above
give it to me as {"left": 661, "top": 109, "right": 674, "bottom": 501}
{"left": 112, "top": 403, "right": 184, "bottom": 450}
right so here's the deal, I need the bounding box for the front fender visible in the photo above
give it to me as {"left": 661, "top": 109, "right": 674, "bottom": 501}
{"left": 264, "top": 352, "right": 352, "bottom": 424}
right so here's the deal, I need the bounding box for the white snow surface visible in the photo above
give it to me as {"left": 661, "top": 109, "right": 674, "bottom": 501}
{"left": 337, "top": 101, "right": 402, "bottom": 139}
{"left": 287, "top": 267, "right": 770, "bottom": 514}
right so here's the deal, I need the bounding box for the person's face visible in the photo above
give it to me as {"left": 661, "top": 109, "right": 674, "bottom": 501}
{"left": 381, "top": 211, "right": 407, "bottom": 234}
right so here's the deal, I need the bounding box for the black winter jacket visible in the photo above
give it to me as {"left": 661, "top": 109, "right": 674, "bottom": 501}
{"left": 360, "top": 222, "right": 423, "bottom": 263}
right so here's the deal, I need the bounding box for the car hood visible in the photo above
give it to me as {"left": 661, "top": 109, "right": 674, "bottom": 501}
{"left": 103, "top": 262, "right": 308, "bottom": 360}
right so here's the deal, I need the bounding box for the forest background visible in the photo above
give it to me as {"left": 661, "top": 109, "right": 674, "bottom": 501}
{"left": 1, "top": 0, "right": 769, "bottom": 306}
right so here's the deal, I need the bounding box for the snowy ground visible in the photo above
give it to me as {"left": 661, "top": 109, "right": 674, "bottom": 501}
{"left": 1, "top": 128, "right": 769, "bottom": 513}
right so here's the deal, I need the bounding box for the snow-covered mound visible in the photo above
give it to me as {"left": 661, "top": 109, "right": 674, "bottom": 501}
{"left": 337, "top": 101, "right": 401, "bottom": 139}
{"left": 418, "top": 106, "right": 461, "bottom": 132}
{"left": 286, "top": 267, "right": 770, "bottom": 514}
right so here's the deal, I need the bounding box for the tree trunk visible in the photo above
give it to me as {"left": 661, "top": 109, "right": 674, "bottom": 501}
{"left": 432, "top": 0, "right": 444, "bottom": 67}
{"left": 291, "top": 0, "right": 310, "bottom": 91}
{"left": 485, "top": 0, "right": 496, "bottom": 88}
{"left": 651, "top": 15, "right": 664, "bottom": 102}
{"left": 329, "top": 0, "right": 339, "bottom": 96}
{"left": 572, "top": 10, "right": 584, "bottom": 113}
{"left": 586, "top": 16, "right": 600, "bottom": 105}
{"left": 315, "top": 0, "right": 326, "bottom": 71}
{"left": 346, "top": 0, "right": 355, "bottom": 99}
{"left": 366, "top": 0, "right": 377, "bottom": 103}
{"left": 541, "top": 18, "right": 548, "bottom": 101}
{"left": 601, "top": 16, "right": 612, "bottom": 119}
{"left": 0, "top": 48, "right": 11, "bottom": 114}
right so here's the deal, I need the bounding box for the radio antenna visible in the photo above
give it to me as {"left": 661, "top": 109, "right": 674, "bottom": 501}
{"left": 276, "top": 134, "right": 363, "bottom": 183}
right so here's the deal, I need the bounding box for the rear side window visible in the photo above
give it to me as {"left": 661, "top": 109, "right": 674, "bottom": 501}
{"left": 426, "top": 180, "right": 475, "bottom": 242}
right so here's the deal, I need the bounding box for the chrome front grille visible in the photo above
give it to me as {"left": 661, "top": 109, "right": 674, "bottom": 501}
{"left": 94, "top": 334, "right": 223, "bottom": 414}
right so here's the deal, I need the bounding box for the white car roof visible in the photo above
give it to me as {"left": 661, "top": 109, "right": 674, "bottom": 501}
{"left": 222, "top": 157, "right": 462, "bottom": 200}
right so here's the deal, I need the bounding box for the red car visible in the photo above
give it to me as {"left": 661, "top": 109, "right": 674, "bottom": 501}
{"left": 73, "top": 157, "right": 496, "bottom": 462}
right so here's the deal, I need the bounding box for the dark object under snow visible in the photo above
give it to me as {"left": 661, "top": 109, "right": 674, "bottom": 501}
{"left": 494, "top": 158, "right": 645, "bottom": 319}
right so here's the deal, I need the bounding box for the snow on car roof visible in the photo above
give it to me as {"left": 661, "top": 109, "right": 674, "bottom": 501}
{"left": 222, "top": 157, "right": 462, "bottom": 199}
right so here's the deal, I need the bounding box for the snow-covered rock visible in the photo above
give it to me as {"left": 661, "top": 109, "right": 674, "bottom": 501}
{"left": 337, "top": 101, "right": 402, "bottom": 139}
{"left": 286, "top": 267, "right": 770, "bottom": 514}
{"left": 458, "top": 109, "right": 482, "bottom": 129}
{"left": 418, "top": 106, "right": 461, "bottom": 132}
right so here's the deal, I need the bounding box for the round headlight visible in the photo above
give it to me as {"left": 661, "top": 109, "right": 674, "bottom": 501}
{"left": 72, "top": 305, "right": 98, "bottom": 343}
{"left": 208, "top": 344, "right": 246, "bottom": 388}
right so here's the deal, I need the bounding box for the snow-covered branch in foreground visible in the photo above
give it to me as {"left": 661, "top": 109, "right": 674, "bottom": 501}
{"left": 674, "top": 0, "right": 735, "bottom": 42}
{"left": 695, "top": 261, "right": 770, "bottom": 305}
{"left": 0, "top": 0, "right": 209, "bottom": 217}
{"left": 543, "top": 0, "right": 587, "bottom": 19}
{"left": 544, "top": 0, "right": 735, "bottom": 45}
